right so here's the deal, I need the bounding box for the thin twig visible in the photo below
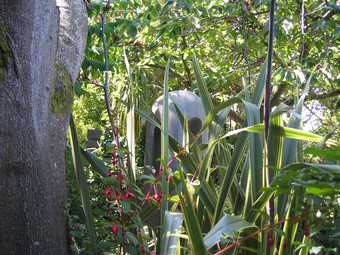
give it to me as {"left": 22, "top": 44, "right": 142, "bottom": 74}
{"left": 100, "top": 13, "right": 112, "bottom": 122}
{"left": 300, "top": 0, "right": 307, "bottom": 63}
{"left": 181, "top": 36, "right": 192, "bottom": 86}
{"left": 100, "top": 8, "right": 124, "bottom": 169}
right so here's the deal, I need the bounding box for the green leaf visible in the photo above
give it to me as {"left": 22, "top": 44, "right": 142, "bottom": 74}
{"left": 306, "top": 185, "right": 334, "bottom": 196}
{"left": 304, "top": 146, "right": 340, "bottom": 161}
{"left": 282, "top": 72, "right": 313, "bottom": 166}
{"left": 160, "top": 212, "right": 183, "bottom": 255}
{"left": 198, "top": 139, "right": 219, "bottom": 180}
{"left": 244, "top": 101, "right": 263, "bottom": 202}
{"left": 281, "top": 162, "right": 340, "bottom": 175}
{"left": 127, "top": 21, "right": 137, "bottom": 37}
{"left": 135, "top": 108, "right": 161, "bottom": 130}
{"left": 213, "top": 59, "right": 267, "bottom": 223}
{"left": 201, "top": 97, "right": 242, "bottom": 133}
{"left": 204, "top": 215, "right": 256, "bottom": 249}
{"left": 197, "top": 180, "right": 217, "bottom": 220}
{"left": 160, "top": 59, "right": 171, "bottom": 252}
{"left": 81, "top": 149, "right": 110, "bottom": 177}
{"left": 222, "top": 123, "right": 337, "bottom": 146}
{"left": 245, "top": 189, "right": 275, "bottom": 223}
{"left": 126, "top": 232, "right": 139, "bottom": 246}
{"left": 140, "top": 203, "right": 159, "bottom": 222}
{"left": 174, "top": 171, "right": 208, "bottom": 255}
{"left": 124, "top": 48, "right": 136, "bottom": 182}
{"left": 136, "top": 107, "right": 198, "bottom": 174}
{"left": 213, "top": 133, "right": 248, "bottom": 223}
{"left": 192, "top": 56, "right": 213, "bottom": 114}
{"left": 121, "top": 200, "right": 132, "bottom": 214}
{"left": 252, "top": 57, "right": 267, "bottom": 106}
{"left": 268, "top": 113, "right": 284, "bottom": 173}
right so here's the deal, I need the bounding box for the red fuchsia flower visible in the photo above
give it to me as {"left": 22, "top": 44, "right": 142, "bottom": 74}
{"left": 145, "top": 192, "right": 152, "bottom": 204}
{"left": 153, "top": 192, "right": 162, "bottom": 202}
{"left": 123, "top": 190, "right": 135, "bottom": 200}
{"left": 111, "top": 224, "right": 119, "bottom": 234}
{"left": 103, "top": 186, "right": 113, "bottom": 197}
{"left": 112, "top": 158, "right": 119, "bottom": 166}
{"left": 106, "top": 171, "right": 113, "bottom": 177}
{"left": 303, "top": 226, "right": 310, "bottom": 237}
{"left": 158, "top": 165, "right": 163, "bottom": 175}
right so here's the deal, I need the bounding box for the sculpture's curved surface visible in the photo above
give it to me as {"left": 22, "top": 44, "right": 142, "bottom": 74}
{"left": 144, "top": 90, "right": 208, "bottom": 172}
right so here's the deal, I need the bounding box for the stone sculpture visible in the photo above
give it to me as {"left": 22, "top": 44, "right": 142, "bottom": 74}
{"left": 144, "top": 90, "right": 208, "bottom": 174}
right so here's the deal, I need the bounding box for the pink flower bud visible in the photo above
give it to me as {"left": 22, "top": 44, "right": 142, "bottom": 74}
{"left": 153, "top": 192, "right": 162, "bottom": 202}
{"left": 111, "top": 224, "right": 119, "bottom": 234}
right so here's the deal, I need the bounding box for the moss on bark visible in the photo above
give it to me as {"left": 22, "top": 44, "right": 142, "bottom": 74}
{"left": 50, "top": 63, "right": 74, "bottom": 116}
{"left": 0, "top": 23, "right": 10, "bottom": 82}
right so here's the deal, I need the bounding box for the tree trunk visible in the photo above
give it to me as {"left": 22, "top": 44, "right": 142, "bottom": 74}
{"left": 0, "top": 1, "right": 87, "bottom": 254}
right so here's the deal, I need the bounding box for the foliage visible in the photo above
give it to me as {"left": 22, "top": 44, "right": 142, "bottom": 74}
{"left": 66, "top": 0, "right": 340, "bottom": 254}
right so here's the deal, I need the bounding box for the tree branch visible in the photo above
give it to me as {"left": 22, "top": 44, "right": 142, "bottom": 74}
{"left": 285, "top": 88, "right": 340, "bottom": 105}
{"left": 228, "top": 110, "right": 244, "bottom": 125}
{"left": 308, "top": 88, "right": 340, "bottom": 100}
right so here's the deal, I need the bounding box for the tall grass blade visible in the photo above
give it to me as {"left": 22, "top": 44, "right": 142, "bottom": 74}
{"left": 213, "top": 59, "right": 267, "bottom": 223}
{"left": 241, "top": 157, "right": 252, "bottom": 217}
{"left": 124, "top": 48, "right": 136, "bottom": 182}
{"left": 268, "top": 113, "right": 284, "bottom": 174}
{"left": 69, "top": 116, "right": 97, "bottom": 254}
{"left": 160, "top": 212, "right": 183, "bottom": 255}
{"left": 81, "top": 149, "right": 110, "bottom": 177}
{"left": 204, "top": 215, "right": 255, "bottom": 249}
{"left": 174, "top": 171, "right": 208, "bottom": 255}
{"left": 244, "top": 101, "right": 263, "bottom": 202}
{"left": 135, "top": 107, "right": 199, "bottom": 174}
{"left": 192, "top": 56, "right": 213, "bottom": 114}
{"left": 213, "top": 133, "right": 248, "bottom": 223}
{"left": 282, "top": 74, "right": 312, "bottom": 166}
{"left": 245, "top": 189, "right": 275, "bottom": 223}
{"left": 279, "top": 72, "right": 315, "bottom": 217}
{"left": 277, "top": 188, "right": 300, "bottom": 255}
{"left": 201, "top": 97, "right": 242, "bottom": 134}
{"left": 160, "top": 59, "right": 171, "bottom": 251}
{"left": 253, "top": 57, "right": 268, "bottom": 106}
{"left": 198, "top": 139, "right": 219, "bottom": 180}
{"left": 222, "top": 123, "right": 337, "bottom": 146}
{"left": 198, "top": 180, "right": 218, "bottom": 220}
{"left": 135, "top": 108, "right": 161, "bottom": 130}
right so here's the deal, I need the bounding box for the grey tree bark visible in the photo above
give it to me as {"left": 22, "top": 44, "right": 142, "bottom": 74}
{"left": 0, "top": 1, "right": 87, "bottom": 254}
